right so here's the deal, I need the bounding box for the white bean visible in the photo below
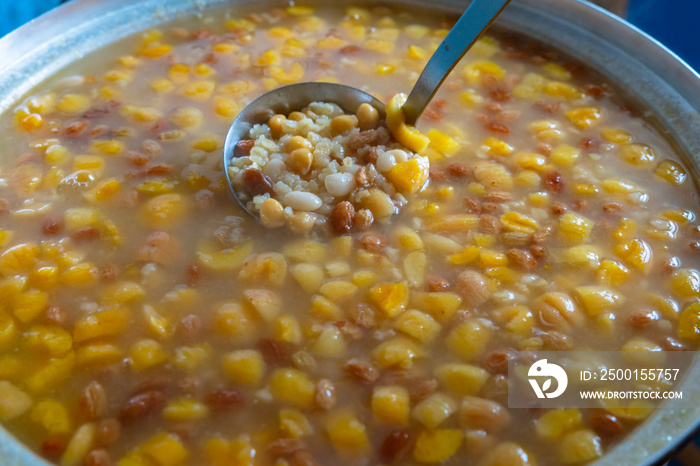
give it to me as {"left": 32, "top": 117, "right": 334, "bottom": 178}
{"left": 283, "top": 191, "right": 323, "bottom": 211}
{"left": 387, "top": 149, "right": 408, "bottom": 163}
{"left": 376, "top": 151, "right": 397, "bottom": 173}
{"left": 325, "top": 173, "right": 356, "bottom": 197}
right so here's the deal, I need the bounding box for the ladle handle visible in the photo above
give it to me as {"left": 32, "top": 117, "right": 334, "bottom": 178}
{"left": 402, "top": 0, "right": 512, "bottom": 125}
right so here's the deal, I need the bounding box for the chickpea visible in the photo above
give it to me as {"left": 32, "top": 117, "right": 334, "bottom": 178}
{"left": 330, "top": 114, "right": 358, "bottom": 136}
{"left": 287, "top": 211, "right": 316, "bottom": 234}
{"left": 259, "top": 198, "right": 285, "bottom": 228}
{"left": 267, "top": 114, "right": 286, "bottom": 137}
{"left": 356, "top": 103, "right": 379, "bottom": 130}
{"left": 288, "top": 111, "right": 306, "bottom": 121}
{"left": 284, "top": 135, "right": 313, "bottom": 153}
{"left": 287, "top": 148, "right": 313, "bottom": 175}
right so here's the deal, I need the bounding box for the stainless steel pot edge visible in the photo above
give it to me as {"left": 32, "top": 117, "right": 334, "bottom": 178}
{"left": 0, "top": 0, "right": 699, "bottom": 465}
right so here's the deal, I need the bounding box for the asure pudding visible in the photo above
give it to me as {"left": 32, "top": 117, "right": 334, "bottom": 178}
{"left": 0, "top": 3, "right": 699, "bottom": 466}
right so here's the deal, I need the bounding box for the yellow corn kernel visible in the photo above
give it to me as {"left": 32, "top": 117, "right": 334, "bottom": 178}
{"left": 290, "top": 262, "right": 324, "bottom": 295}
{"left": 375, "top": 62, "right": 396, "bottom": 74}
{"left": 141, "top": 44, "right": 172, "bottom": 58}
{"left": 192, "top": 134, "right": 220, "bottom": 152}
{"left": 371, "top": 386, "right": 410, "bottom": 425}
{"left": 601, "top": 178, "right": 638, "bottom": 194}
{"left": 365, "top": 39, "right": 395, "bottom": 54}
{"left": 212, "top": 96, "right": 239, "bottom": 118}
{"left": 239, "top": 253, "right": 288, "bottom": 286}
{"left": 60, "top": 422, "right": 96, "bottom": 466}
{"left": 515, "top": 152, "right": 548, "bottom": 171}
{"left": 493, "top": 305, "right": 535, "bottom": 334}
{"left": 90, "top": 139, "right": 124, "bottom": 156}
{"left": 279, "top": 408, "right": 312, "bottom": 439}
{"left": 352, "top": 270, "right": 378, "bottom": 287}
{"left": 150, "top": 78, "right": 174, "bottom": 93}
{"left": 621, "top": 337, "right": 664, "bottom": 366}
{"left": 13, "top": 289, "right": 48, "bottom": 323}
{"left": 23, "top": 325, "right": 72, "bottom": 357}
{"left": 597, "top": 260, "right": 630, "bottom": 286}
{"left": 73, "top": 155, "right": 105, "bottom": 176}
{"left": 670, "top": 268, "right": 700, "bottom": 298}
{"left": 620, "top": 143, "right": 656, "bottom": 166}
{"left": 57, "top": 93, "right": 91, "bottom": 114}
{"left": 212, "top": 303, "right": 256, "bottom": 340}
{"left": 437, "top": 363, "right": 490, "bottom": 397}
{"left": 542, "top": 62, "right": 571, "bottom": 80}
{"left": 313, "top": 325, "right": 347, "bottom": 357}
{"left": 83, "top": 178, "right": 121, "bottom": 203}
{"left": 141, "top": 432, "right": 188, "bottom": 466}
{"left": 559, "top": 212, "right": 594, "bottom": 244}
{"left": 572, "top": 183, "right": 599, "bottom": 195}
{"left": 274, "top": 315, "right": 302, "bottom": 344}
{"left": 0, "top": 242, "right": 39, "bottom": 274}
{"left": 574, "top": 286, "right": 623, "bottom": 316}
{"left": 142, "top": 194, "right": 185, "bottom": 229}
{"left": 550, "top": 144, "right": 581, "bottom": 166}
{"left": 76, "top": 344, "right": 123, "bottom": 368}
{"left": 197, "top": 241, "right": 252, "bottom": 272}
{"left": 448, "top": 246, "right": 479, "bottom": 265}
{"left": 566, "top": 106, "right": 603, "bottom": 128}
{"left": 679, "top": 303, "right": 700, "bottom": 343}
{"left": 479, "top": 249, "right": 509, "bottom": 268}
{"left": 64, "top": 207, "right": 101, "bottom": 231}
{"left": 427, "top": 213, "right": 479, "bottom": 232}
{"left": 319, "top": 280, "right": 358, "bottom": 301}
{"left": 446, "top": 319, "right": 492, "bottom": 361}
{"left": 397, "top": 310, "right": 441, "bottom": 343}
{"left": 242, "top": 289, "right": 281, "bottom": 322}
{"left": 100, "top": 281, "right": 145, "bottom": 305}
{"left": 464, "top": 60, "right": 505, "bottom": 84}
{"left": 413, "top": 429, "right": 463, "bottom": 464}
{"left": 386, "top": 93, "right": 430, "bottom": 153}
{"left": 0, "top": 381, "right": 32, "bottom": 420}
{"left": 544, "top": 81, "right": 582, "bottom": 99}
{"left": 104, "top": 69, "right": 133, "bottom": 83}
{"left": 501, "top": 212, "right": 539, "bottom": 235}
{"left": 121, "top": 105, "right": 163, "bottom": 122}
{"left": 163, "top": 398, "right": 209, "bottom": 422}
{"left": 311, "top": 295, "right": 342, "bottom": 321}
{"left": 59, "top": 263, "right": 97, "bottom": 286}
{"left": 25, "top": 352, "right": 74, "bottom": 393}
{"left": 212, "top": 42, "right": 239, "bottom": 54}
{"left": 45, "top": 144, "right": 70, "bottom": 164}
{"left": 31, "top": 398, "right": 70, "bottom": 434}
{"left": 529, "top": 118, "right": 566, "bottom": 142}
{"left": 100, "top": 85, "right": 119, "bottom": 98}
{"left": 141, "top": 305, "right": 171, "bottom": 340}
{"left": 535, "top": 409, "right": 582, "bottom": 440}
{"left": 325, "top": 409, "right": 369, "bottom": 452}
{"left": 180, "top": 80, "right": 216, "bottom": 101}
{"left": 413, "top": 392, "right": 458, "bottom": 429}
{"left": 173, "top": 344, "right": 211, "bottom": 372}
{"left": 222, "top": 350, "right": 265, "bottom": 386}
{"left": 386, "top": 157, "right": 430, "bottom": 194}
{"left": 483, "top": 137, "right": 514, "bottom": 156}
{"left": 460, "top": 89, "right": 484, "bottom": 106}
{"left": 129, "top": 339, "right": 167, "bottom": 371}
{"left": 655, "top": 159, "right": 687, "bottom": 185}
{"left": 373, "top": 337, "right": 423, "bottom": 368}
{"left": 559, "top": 429, "right": 602, "bottom": 464}
{"left": 369, "top": 282, "right": 409, "bottom": 317}
{"left": 411, "top": 291, "right": 463, "bottom": 323}
{"left": 561, "top": 245, "right": 601, "bottom": 269}
{"left": 269, "top": 368, "right": 315, "bottom": 408}
{"left": 614, "top": 238, "right": 652, "bottom": 272}
{"left": 406, "top": 44, "right": 427, "bottom": 59}
{"left": 19, "top": 112, "right": 44, "bottom": 131}
{"left": 203, "top": 434, "right": 255, "bottom": 466}
{"left": 0, "top": 313, "right": 19, "bottom": 350}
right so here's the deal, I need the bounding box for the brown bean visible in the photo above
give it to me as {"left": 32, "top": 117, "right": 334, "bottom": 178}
{"left": 71, "top": 227, "right": 101, "bottom": 242}
{"left": 344, "top": 358, "right": 379, "bottom": 384}
{"left": 234, "top": 139, "right": 255, "bottom": 158}
{"left": 627, "top": 310, "right": 658, "bottom": 329}
{"left": 291, "top": 450, "right": 320, "bottom": 466}
{"left": 506, "top": 249, "right": 537, "bottom": 271}
{"left": 0, "top": 199, "right": 9, "bottom": 213}
{"left": 486, "top": 122, "right": 510, "bottom": 134}
{"left": 482, "top": 349, "right": 517, "bottom": 374}
{"left": 456, "top": 270, "right": 493, "bottom": 307}
{"left": 96, "top": 419, "right": 121, "bottom": 446}
{"left": 409, "top": 377, "right": 438, "bottom": 403}
{"left": 268, "top": 438, "right": 304, "bottom": 456}
{"left": 41, "top": 215, "right": 64, "bottom": 236}
{"left": 86, "top": 449, "right": 112, "bottom": 466}
{"left": 241, "top": 167, "right": 274, "bottom": 197}
{"left": 481, "top": 202, "right": 499, "bottom": 214}
{"left": 590, "top": 411, "right": 624, "bottom": 437}
{"left": 427, "top": 276, "right": 450, "bottom": 292}
{"left": 315, "top": 379, "right": 336, "bottom": 410}
{"left": 204, "top": 389, "right": 245, "bottom": 411}
{"left": 480, "top": 214, "right": 501, "bottom": 235}
{"left": 120, "top": 390, "right": 166, "bottom": 421}
{"left": 348, "top": 303, "right": 375, "bottom": 328}
{"left": 355, "top": 208, "right": 374, "bottom": 230}
{"left": 484, "top": 191, "right": 512, "bottom": 203}
{"left": 361, "top": 233, "right": 385, "bottom": 253}
{"left": 448, "top": 162, "right": 469, "bottom": 177}
{"left": 186, "top": 263, "right": 203, "bottom": 286}
{"left": 464, "top": 197, "right": 481, "bottom": 214}
{"left": 137, "top": 231, "right": 181, "bottom": 265}
{"left": 660, "top": 336, "right": 686, "bottom": 351}
{"left": 380, "top": 430, "right": 412, "bottom": 464}
{"left": 543, "top": 171, "right": 563, "bottom": 193}
{"left": 259, "top": 338, "right": 292, "bottom": 366}
{"left": 529, "top": 244, "right": 547, "bottom": 259}
{"left": 79, "top": 381, "right": 106, "bottom": 420}
{"left": 64, "top": 120, "right": 89, "bottom": 137}
{"left": 330, "top": 201, "right": 355, "bottom": 233}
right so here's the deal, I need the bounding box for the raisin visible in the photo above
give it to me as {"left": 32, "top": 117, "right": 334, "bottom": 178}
{"left": 241, "top": 167, "right": 274, "bottom": 197}
{"left": 234, "top": 139, "right": 255, "bottom": 158}
{"left": 361, "top": 233, "right": 385, "bottom": 253}
{"left": 344, "top": 358, "right": 379, "bottom": 383}
{"left": 590, "top": 411, "right": 624, "bottom": 437}
{"left": 41, "top": 215, "right": 64, "bottom": 236}
{"left": 120, "top": 391, "right": 166, "bottom": 420}
{"left": 330, "top": 201, "right": 355, "bottom": 233}
{"left": 259, "top": 338, "right": 292, "bottom": 366}
{"left": 204, "top": 389, "right": 245, "bottom": 410}
{"left": 448, "top": 162, "right": 469, "bottom": 177}
{"left": 380, "top": 430, "right": 412, "bottom": 463}
{"left": 482, "top": 349, "right": 517, "bottom": 374}
{"left": 79, "top": 381, "right": 107, "bottom": 420}
{"left": 71, "top": 227, "right": 101, "bottom": 242}
{"left": 489, "top": 88, "right": 512, "bottom": 102}
{"left": 486, "top": 122, "right": 510, "bottom": 134}
{"left": 340, "top": 45, "right": 361, "bottom": 54}
{"left": 543, "top": 171, "right": 563, "bottom": 193}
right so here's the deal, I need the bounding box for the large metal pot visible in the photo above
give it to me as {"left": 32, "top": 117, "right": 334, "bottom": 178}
{"left": 1, "top": 1, "right": 699, "bottom": 465}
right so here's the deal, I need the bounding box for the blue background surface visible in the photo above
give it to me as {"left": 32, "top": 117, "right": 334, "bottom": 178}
{"left": 0, "top": 0, "right": 699, "bottom": 464}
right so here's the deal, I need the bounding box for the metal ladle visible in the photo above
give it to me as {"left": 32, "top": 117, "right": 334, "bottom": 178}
{"left": 223, "top": 0, "right": 512, "bottom": 219}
